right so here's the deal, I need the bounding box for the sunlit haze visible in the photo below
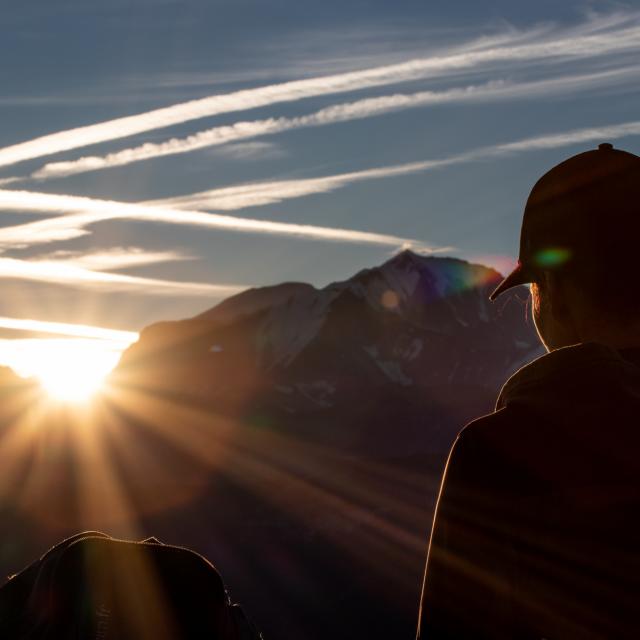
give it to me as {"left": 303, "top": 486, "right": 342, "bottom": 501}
{"left": 0, "top": 4, "right": 639, "bottom": 344}
{"left": 0, "top": 337, "right": 134, "bottom": 402}
{"left": 0, "top": 5, "right": 638, "bottom": 639}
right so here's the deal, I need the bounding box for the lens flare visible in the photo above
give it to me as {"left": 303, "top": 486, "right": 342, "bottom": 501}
{"left": 0, "top": 338, "right": 122, "bottom": 403}
{"left": 38, "top": 362, "right": 107, "bottom": 402}
{"left": 534, "top": 247, "right": 572, "bottom": 268}
{"left": 381, "top": 289, "right": 400, "bottom": 309}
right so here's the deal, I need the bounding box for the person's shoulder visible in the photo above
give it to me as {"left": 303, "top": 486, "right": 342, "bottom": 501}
{"left": 453, "top": 403, "right": 541, "bottom": 472}
{"left": 459, "top": 347, "right": 592, "bottom": 445}
{"left": 440, "top": 408, "right": 528, "bottom": 495}
{"left": 459, "top": 404, "right": 525, "bottom": 444}
{"left": 496, "top": 342, "right": 635, "bottom": 411}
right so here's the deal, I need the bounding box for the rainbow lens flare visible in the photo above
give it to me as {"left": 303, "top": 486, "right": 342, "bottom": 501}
{"left": 534, "top": 247, "right": 571, "bottom": 268}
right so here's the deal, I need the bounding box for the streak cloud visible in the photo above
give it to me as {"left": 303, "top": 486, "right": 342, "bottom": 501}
{"left": 0, "top": 10, "right": 638, "bottom": 170}
{"left": 1, "top": 120, "right": 639, "bottom": 262}
{"left": 24, "top": 68, "right": 638, "bottom": 181}
{"left": 149, "top": 120, "right": 640, "bottom": 212}
{"left": 0, "top": 256, "right": 246, "bottom": 296}
{"left": 0, "top": 190, "right": 426, "bottom": 249}
{"left": 0, "top": 316, "right": 138, "bottom": 343}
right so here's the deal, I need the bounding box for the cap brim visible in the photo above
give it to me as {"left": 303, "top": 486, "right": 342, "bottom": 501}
{"left": 489, "top": 263, "right": 531, "bottom": 301}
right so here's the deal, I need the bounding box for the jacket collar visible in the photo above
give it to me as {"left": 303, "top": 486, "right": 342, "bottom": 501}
{"left": 496, "top": 342, "right": 640, "bottom": 411}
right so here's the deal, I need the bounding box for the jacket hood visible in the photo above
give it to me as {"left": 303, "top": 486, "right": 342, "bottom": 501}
{"left": 496, "top": 342, "right": 640, "bottom": 420}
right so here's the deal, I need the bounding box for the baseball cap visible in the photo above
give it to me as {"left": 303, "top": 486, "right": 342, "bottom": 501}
{"left": 490, "top": 142, "right": 640, "bottom": 300}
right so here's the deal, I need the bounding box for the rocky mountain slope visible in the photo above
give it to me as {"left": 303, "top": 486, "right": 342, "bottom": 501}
{"left": 114, "top": 250, "right": 540, "bottom": 454}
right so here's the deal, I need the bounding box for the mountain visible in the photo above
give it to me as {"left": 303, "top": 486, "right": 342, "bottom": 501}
{"left": 113, "top": 250, "right": 540, "bottom": 455}
{"left": 0, "top": 251, "right": 541, "bottom": 640}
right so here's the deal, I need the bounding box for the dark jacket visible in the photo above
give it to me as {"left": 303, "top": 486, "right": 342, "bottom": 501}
{"left": 417, "top": 343, "right": 640, "bottom": 639}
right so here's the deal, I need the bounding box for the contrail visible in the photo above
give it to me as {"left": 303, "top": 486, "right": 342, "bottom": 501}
{"left": 28, "top": 68, "right": 639, "bottom": 180}
{"left": 0, "top": 316, "right": 138, "bottom": 343}
{"left": 0, "top": 256, "right": 247, "bottom": 296}
{"left": 0, "top": 119, "right": 638, "bottom": 255}
{"left": 0, "top": 190, "right": 427, "bottom": 249}
{"left": 148, "top": 163, "right": 456, "bottom": 211}
{"left": 149, "top": 119, "right": 640, "bottom": 211}
{"left": 0, "top": 11, "right": 638, "bottom": 168}
{"left": 488, "top": 121, "right": 640, "bottom": 153}
{"left": 50, "top": 247, "right": 192, "bottom": 271}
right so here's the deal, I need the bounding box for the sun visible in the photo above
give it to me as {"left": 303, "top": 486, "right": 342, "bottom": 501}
{"left": 5, "top": 338, "right": 122, "bottom": 404}
{"left": 39, "top": 365, "right": 108, "bottom": 403}
{"left": 36, "top": 341, "right": 121, "bottom": 403}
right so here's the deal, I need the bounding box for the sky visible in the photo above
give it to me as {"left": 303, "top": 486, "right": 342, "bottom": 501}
{"left": 1, "top": 0, "right": 640, "bottom": 380}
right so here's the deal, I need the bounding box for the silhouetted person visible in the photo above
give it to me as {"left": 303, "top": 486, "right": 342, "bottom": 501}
{"left": 417, "top": 143, "right": 640, "bottom": 639}
{"left": 0, "top": 531, "right": 263, "bottom": 639}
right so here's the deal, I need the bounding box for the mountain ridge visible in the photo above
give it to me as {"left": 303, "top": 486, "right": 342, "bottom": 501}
{"left": 114, "top": 250, "right": 539, "bottom": 455}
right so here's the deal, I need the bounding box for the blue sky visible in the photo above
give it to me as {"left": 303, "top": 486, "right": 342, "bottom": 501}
{"left": 0, "top": 0, "right": 640, "bottom": 376}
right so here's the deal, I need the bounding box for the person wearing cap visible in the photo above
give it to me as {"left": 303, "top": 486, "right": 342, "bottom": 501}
{"left": 417, "top": 143, "right": 640, "bottom": 639}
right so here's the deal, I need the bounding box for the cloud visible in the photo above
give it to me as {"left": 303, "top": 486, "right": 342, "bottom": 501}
{"left": 487, "top": 121, "right": 640, "bottom": 153}
{"left": 209, "top": 141, "right": 287, "bottom": 161}
{"left": 0, "top": 256, "right": 247, "bottom": 297}
{"left": 0, "top": 118, "right": 638, "bottom": 260}
{"left": 0, "top": 316, "right": 138, "bottom": 343}
{"left": 147, "top": 165, "right": 451, "bottom": 211}
{"left": 26, "top": 68, "right": 640, "bottom": 181}
{"left": 0, "top": 190, "right": 424, "bottom": 249}
{"left": 0, "top": 11, "right": 638, "bottom": 169}
{"left": 149, "top": 119, "right": 640, "bottom": 212}
{"left": 38, "top": 247, "right": 193, "bottom": 271}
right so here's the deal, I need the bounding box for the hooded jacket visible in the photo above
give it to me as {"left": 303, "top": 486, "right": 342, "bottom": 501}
{"left": 417, "top": 343, "right": 640, "bottom": 639}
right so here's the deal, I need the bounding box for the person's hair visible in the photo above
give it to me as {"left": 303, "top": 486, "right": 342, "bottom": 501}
{"left": 530, "top": 280, "right": 542, "bottom": 317}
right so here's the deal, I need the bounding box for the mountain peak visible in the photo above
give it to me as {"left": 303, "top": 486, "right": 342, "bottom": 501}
{"left": 383, "top": 250, "right": 501, "bottom": 276}
{"left": 384, "top": 248, "right": 425, "bottom": 268}
{"left": 341, "top": 251, "right": 503, "bottom": 313}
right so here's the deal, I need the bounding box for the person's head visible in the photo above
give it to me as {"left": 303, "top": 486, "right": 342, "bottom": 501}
{"left": 491, "top": 143, "right": 640, "bottom": 352}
